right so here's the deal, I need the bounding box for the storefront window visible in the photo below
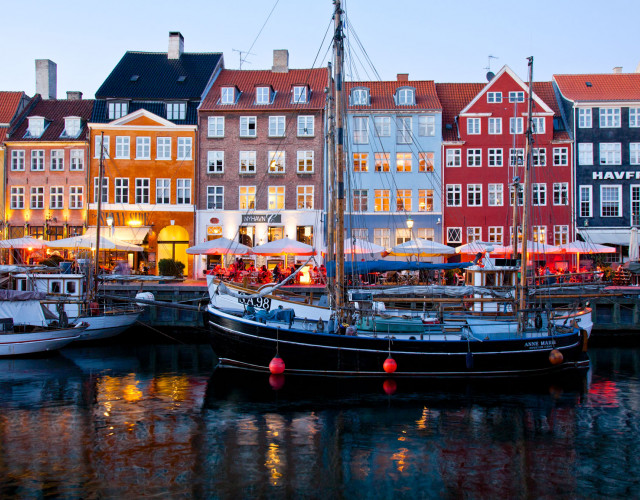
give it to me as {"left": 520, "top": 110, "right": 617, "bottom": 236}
{"left": 267, "top": 226, "right": 284, "bottom": 242}
{"left": 297, "top": 225, "right": 313, "bottom": 246}
{"left": 239, "top": 226, "right": 255, "bottom": 247}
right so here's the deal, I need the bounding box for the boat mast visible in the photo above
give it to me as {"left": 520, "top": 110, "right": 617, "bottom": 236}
{"left": 94, "top": 131, "right": 105, "bottom": 299}
{"left": 325, "top": 61, "right": 336, "bottom": 302}
{"left": 333, "top": 0, "right": 345, "bottom": 310}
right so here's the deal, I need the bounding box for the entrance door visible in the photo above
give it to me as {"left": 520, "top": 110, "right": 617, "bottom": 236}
{"left": 157, "top": 225, "right": 189, "bottom": 273}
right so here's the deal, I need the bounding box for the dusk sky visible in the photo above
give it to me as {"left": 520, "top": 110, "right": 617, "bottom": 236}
{"left": 2, "top": 0, "right": 638, "bottom": 98}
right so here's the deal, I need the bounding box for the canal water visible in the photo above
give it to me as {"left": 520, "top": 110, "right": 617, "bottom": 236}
{"left": 0, "top": 334, "right": 638, "bottom": 499}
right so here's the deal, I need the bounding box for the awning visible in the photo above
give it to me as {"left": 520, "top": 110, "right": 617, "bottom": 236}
{"left": 577, "top": 228, "right": 629, "bottom": 246}
{"left": 86, "top": 226, "right": 151, "bottom": 245}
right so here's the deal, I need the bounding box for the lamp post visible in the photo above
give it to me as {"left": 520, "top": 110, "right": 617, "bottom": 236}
{"left": 406, "top": 216, "right": 414, "bottom": 262}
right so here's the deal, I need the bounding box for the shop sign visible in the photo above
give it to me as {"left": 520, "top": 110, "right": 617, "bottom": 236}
{"left": 95, "top": 211, "right": 151, "bottom": 226}
{"left": 241, "top": 214, "right": 282, "bottom": 224}
{"left": 593, "top": 171, "right": 640, "bottom": 180}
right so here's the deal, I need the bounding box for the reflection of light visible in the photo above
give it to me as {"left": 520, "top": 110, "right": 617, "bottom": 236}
{"left": 155, "top": 375, "right": 189, "bottom": 401}
{"left": 415, "top": 406, "right": 430, "bottom": 430}
{"left": 128, "top": 219, "right": 142, "bottom": 226}
{"left": 123, "top": 383, "right": 143, "bottom": 402}
{"left": 265, "top": 443, "right": 283, "bottom": 485}
{"left": 392, "top": 447, "right": 409, "bottom": 472}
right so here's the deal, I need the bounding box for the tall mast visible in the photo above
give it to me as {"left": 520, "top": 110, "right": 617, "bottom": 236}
{"left": 325, "top": 61, "right": 335, "bottom": 294}
{"left": 333, "top": 0, "right": 345, "bottom": 310}
{"left": 94, "top": 131, "right": 105, "bottom": 299}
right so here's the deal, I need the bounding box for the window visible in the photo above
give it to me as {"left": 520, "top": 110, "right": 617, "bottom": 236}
{"left": 467, "top": 149, "right": 481, "bottom": 167}
{"left": 488, "top": 117, "right": 502, "bottom": 134}
{"left": 374, "top": 116, "right": 391, "bottom": 136}
{"left": 510, "top": 184, "right": 524, "bottom": 206}
{"left": 239, "top": 186, "right": 256, "bottom": 209}
{"left": 396, "top": 116, "right": 411, "bottom": 144}
{"left": 352, "top": 228, "right": 368, "bottom": 240}
{"left": 293, "top": 86, "right": 308, "bottom": 104}
{"left": 467, "top": 227, "right": 482, "bottom": 242}
{"left": 467, "top": 184, "right": 482, "bottom": 206}
{"left": 297, "top": 186, "right": 314, "bottom": 209}
{"left": 419, "top": 152, "right": 434, "bottom": 172}
{"left": 166, "top": 102, "right": 186, "bottom": 120}
{"left": 30, "top": 186, "right": 44, "bottom": 209}
{"left": 532, "top": 183, "right": 547, "bottom": 206}
{"left": 269, "top": 116, "right": 285, "bottom": 137}
{"left": 600, "top": 143, "right": 621, "bottom": 165}
{"left": 351, "top": 88, "right": 369, "bottom": 105}
{"left": 488, "top": 184, "right": 503, "bottom": 206}
{"left": 136, "top": 137, "right": 151, "bottom": 159}
{"left": 115, "top": 137, "right": 130, "bottom": 159}
{"left": 297, "top": 116, "right": 314, "bottom": 136}
{"left": 207, "top": 151, "right": 224, "bottom": 173}
{"left": 69, "top": 186, "right": 83, "bottom": 209}
{"left": 353, "top": 152, "right": 368, "bottom": 172}
{"left": 50, "top": 150, "right": 64, "bottom": 171}
{"left": 510, "top": 117, "right": 523, "bottom": 134}
{"left": 578, "top": 143, "right": 593, "bottom": 165}
{"left": 31, "top": 150, "right": 44, "bottom": 171}
{"left": 49, "top": 186, "right": 63, "bottom": 209}
{"left": 177, "top": 137, "right": 192, "bottom": 160}
{"left": 488, "top": 226, "right": 503, "bottom": 244}
{"left": 207, "top": 186, "right": 224, "bottom": 210}
{"left": 256, "top": 87, "right": 271, "bottom": 105}
{"left": 553, "top": 148, "right": 568, "bottom": 166}
{"left": 601, "top": 185, "right": 621, "bottom": 217}
{"left": 26, "top": 117, "right": 45, "bottom": 137}
{"left": 268, "top": 186, "right": 285, "bottom": 209}
{"left": 532, "top": 226, "right": 546, "bottom": 244}
{"left": 467, "top": 118, "right": 480, "bottom": 134}
{"left": 446, "top": 184, "right": 462, "bottom": 206}
{"left": 487, "top": 92, "right": 502, "bottom": 103}
{"left": 268, "top": 151, "right": 285, "bottom": 173}
{"left": 374, "top": 228, "right": 390, "bottom": 248}
{"left": 418, "top": 115, "right": 435, "bottom": 136}
{"left": 632, "top": 143, "right": 640, "bottom": 165}
{"left": 446, "top": 149, "right": 461, "bottom": 167}
{"left": 115, "top": 178, "right": 129, "bottom": 204}
{"left": 221, "top": 87, "right": 235, "bottom": 104}
{"left": 396, "top": 228, "right": 411, "bottom": 245}
{"left": 579, "top": 108, "right": 592, "bottom": 128}
{"left": 63, "top": 117, "right": 81, "bottom": 138}
{"left": 11, "top": 150, "right": 25, "bottom": 171}
{"left": 396, "top": 189, "right": 412, "bottom": 211}
{"left": 177, "top": 179, "right": 191, "bottom": 204}
{"left": 239, "top": 116, "right": 257, "bottom": 137}
{"left": 579, "top": 186, "right": 592, "bottom": 218}
{"left": 10, "top": 187, "right": 24, "bottom": 209}
{"left": 488, "top": 148, "right": 503, "bottom": 167}
{"left": 135, "top": 178, "right": 150, "bottom": 204}
{"left": 553, "top": 225, "right": 569, "bottom": 246}
{"left": 532, "top": 117, "right": 545, "bottom": 134}
{"left": 509, "top": 91, "right": 525, "bottom": 103}
{"left": 447, "top": 227, "right": 462, "bottom": 243}
{"left": 239, "top": 151, "right": 256, "bottom": 173}
{"left": 157, "top": 137, "right": 171, "bottom": 160}
{"left": 375, "top": 153, "right": 390, "bottom": 172}
{"left": 70, "top": 150, "right": 84, "bottom": 170}
{"left": 93, "top": 177, "right": 108, "bottom": 203}
{"left": 353, "top": 189, "right": 368, "bottom": 212}
{"left": 156, "top": 179, "right": 170, "bottom": 204}
{"left": 396, "top": 152, "right": 412, "bottom": 172}
{"left": 396, "top": 88, "right": 415, "bottom": 105}
{"left": 374, "top": 190, "right": 390, "bottom": 211}
{"left": 630, "top": 108, "right": 640, "bottom": 128}
{"left": 631, "top": 186, "right": 640, "bottom": 224}
{"left": 298, "top": 151, "right": 314, "bottom": 173}
{"left": 532, "top": 148, "right": 546, "bottom": 166}
{"left": 553, "top": 183, "right": 569, "bottom": 206}
{"left": 208, "top": 117, "right": 224, "bottom": 137}
{"left": 418, "top": 189, "right": 433, "bottom": 212}
{"left": 108, "top": 101, "right": 128, "bottom": 119}
{"left": 599, "top": 108, "right": 620, "bottom": 128}
{"left": 353, "top": 117, "right": 368, "bottom": 144}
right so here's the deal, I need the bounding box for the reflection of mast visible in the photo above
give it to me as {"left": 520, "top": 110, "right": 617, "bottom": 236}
{"left": 333, "top": 0, "right": 345, "bottom": 310}
{"left": 94, "top": 131, "right": 105, "bottom": 299}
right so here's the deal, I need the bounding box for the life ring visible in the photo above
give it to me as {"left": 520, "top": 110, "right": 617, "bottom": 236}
{"left": 534, "top": 312, "right": 543, "bottom": 330}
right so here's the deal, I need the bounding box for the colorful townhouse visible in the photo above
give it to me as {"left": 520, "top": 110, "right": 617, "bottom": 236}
{"left": 437, "top": 66, "right": 573, "bottom": 257}
{"left": 196, "top": 50, "right": 327, "bottom": 276}
{"left": 553, "top": 70, "right": 640, "bottom": 258}
{"left": 344, "top": 75, "right": 444, "bottom": 249}
{"left": 89, "top": 32, "right": 223, "bottom": 275}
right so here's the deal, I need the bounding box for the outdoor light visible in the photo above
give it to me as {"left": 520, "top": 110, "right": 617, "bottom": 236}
{"left": 406, "top": 217, "right": 414, "bottom": 229}
{"left": 106, "top": 216, "right": 114, "bottom": 227}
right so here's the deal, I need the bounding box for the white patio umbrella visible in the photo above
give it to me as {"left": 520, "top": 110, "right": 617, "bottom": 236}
{"left": 0, "top": 237, "right": 49, "bottom": 249}
{"left": 555, "top": 240, "right": 617, "bottom": 270}
{"left": 251, "top": 237, "right": 315, "bottom": 256}
{"left": 186, "top": 237, "right": 253, "bottom": 255}
{"left": 344, "top": 238, "right": 386, "bottom": 254}
{"left": 455, "top": 240, "right": 509, "bottom": 255}
{"left": 389, "top": 238, "right": 456, "bottom": 257}
{"left": 503, "top": 240, "right": 560, "bottom": 255}
{"left": 46, "top": 234, "right": 143, "bottom": 252}
{"left": 630, "top": 228, "right": 639, "bottom": 262}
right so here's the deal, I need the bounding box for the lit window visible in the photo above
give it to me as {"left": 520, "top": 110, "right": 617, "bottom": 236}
{"left": 268, "top": 186, "right": 285, "bottom": 209}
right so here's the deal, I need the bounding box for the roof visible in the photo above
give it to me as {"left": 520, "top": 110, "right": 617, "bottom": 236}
{"left": 435, "top": 83, "right": 484, "bottom": 141}
{"left": 200, "top": 68, "right": 328, "bottom": 111}
{"left": 534, "top": 81, "right": 571, "bottom": 141}
{"left": 345, "top": 80, "right": 442, "bottom": 111}
{"left": 553, "top": 73, "right": 640, "bottom": 102}
{"left": 90, "top": 99, "right": 199, "bottom": 125}
{"left": 0, "top": 92, "right": 28, "bottom": 143}
{"left": 8, "top": 99, "right": 94, "bottom": 142}
{"left": 95, "top": 51, "right": 223, "bottom": 100}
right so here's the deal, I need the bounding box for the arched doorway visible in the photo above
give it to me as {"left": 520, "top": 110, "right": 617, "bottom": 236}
{"left": 157, "top": 225, "right": 189, "bottom": 274}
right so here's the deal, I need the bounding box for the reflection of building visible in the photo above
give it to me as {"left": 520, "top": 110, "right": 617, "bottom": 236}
{"left": 89, "top": 32, "right": 223, "bottom": 275}
{"left": 195, "top": 50, "right": 327, "bottom": 276}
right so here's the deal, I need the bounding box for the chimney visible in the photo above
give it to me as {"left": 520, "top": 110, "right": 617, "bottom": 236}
{"left": 613, "top": 66, "right": 623, "bottom": 74}
{"left": 168, "top": 32, "right": 184, "bottom": 60}
{"left": 272, "top": 50, "right": 289, "bottom": 73}
{"left": 67, "top": 91, "right": 83, "bottom": 101}
{"left": 35, "top": 59, "right": 57, "bottom": 99}
{"left": 397, "top": 73, "right": 409, "bottom": 82}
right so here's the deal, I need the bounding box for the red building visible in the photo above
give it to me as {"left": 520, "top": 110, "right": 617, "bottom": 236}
{"left": 437, "top": 66, "right": 573, "bottom": 260}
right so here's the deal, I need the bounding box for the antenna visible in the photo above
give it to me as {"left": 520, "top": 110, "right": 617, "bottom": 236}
{"left": 484, "top": 54, "right": 499, "bottom": 81}
{"left": 232, "top": 49, "right": 256, "bottom": 69}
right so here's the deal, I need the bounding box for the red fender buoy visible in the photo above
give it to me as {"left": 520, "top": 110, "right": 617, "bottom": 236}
{"left": 549, "top": 349, "right": 563, "bottom": 365}
{"left": 383, "top": 379, "right": 397, "bottom": 395}
{"left": 269, "top": 354, "right": 285, "bottom": 374}
{"left": 383, "top": 356, "right": 397, "bottom": 374}
{"left": 269, "top": 374, "right": 285, "bottom": 391}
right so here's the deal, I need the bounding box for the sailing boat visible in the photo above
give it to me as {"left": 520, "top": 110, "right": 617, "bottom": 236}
{"left": 206, "top": 1, "right": 590, "bottom": 378}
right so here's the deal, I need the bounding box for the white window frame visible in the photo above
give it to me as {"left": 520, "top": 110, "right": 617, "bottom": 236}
{"left": 156, "top": 179, "right": 170, "bottom": 204}
{"left": 467, "top": 184, "right": 482, "bottom": 207}
{"left": 69, "top": 186, "right": 83, "bottom": 209}
{"left": 488, "top": 226, "right": 503, "bottom": 244}
{"left": 135, "top": 178, "right": 150, "bottom": 204}
{"left": 11, "top": 150, "right": 25, "bottom": 171}
{"left": 488, "top": 117, "right": 502, "bottom": 134}
{"left": 31, "top": 150, "right": 44, "bottom": 171}
{"left": 176, "top": 179, "right": 192, "bottom": 205}
{"left": 600, "top": 185, "right": 622, "bottom": 217}
{"left": 166, "top": 102, "right": 186, "bottom": 120}
{"left": 418, "top": 189, "right": 433, "bottom": 212}
{"left": 240, "top": 116, "right": 257, "bottom": 137}
{"left": 578, "top": 143, "right": 593, "bottom": 166}
{"left": 467, "top": 227, "right": 482, "bottom": 243}
{"left": 114, "top": 177, "right": 129, "bottom": 204}
{"left": 553, "top": 225, "right": 570, "bottom": 246}
{"left": 293, "top": 86, "right": 308, "bottom": 104}
{"left": 10, "top": 186, "right": 24, "bottom": 209}
{"left": 49, "top": 186, "right": 64, "bottom": 210}
{"left": 579, "top": 108, "right": 592, "bottom": 128}
{"left": 354, "top": 116, "right": 369, "bottom": 144}
{"left": 353, "top": 189, "right": 368, "bottom": 212}
{"left": 631, "top": 143, "right": 640, "bottom": 165}
{"left": 351, "top": 88, "right": 369, "bottom": 106}
{"left": 579, "top": 185, "right": 592, "bottom": 218}
{"left": 532, "top": 148, "right": 546, "bottom": 166}
{"left": 93, "top": 177, "right": 108, "bottom": 204}
{"left": 374, "top": 228, "right": 390, "bottom": 248}
{"left": 532, "top": 117, "right": 545, "bottom": 134}
{"left": 239, "top": 151, "right": 256, "bottom": 174}
{"left": 94, "top": 135, "right": 110, "bottom": 159}
{"left": 446, "top": 184, "right": 462, "bottom": 207}
{"left": 177, "top": 137, "right": 192, "bottom": 160}
{"left": 30, "top": 186, "right": 44, "bottom": 209}
{"left": 396, "top": 88, "right": 415, "bottom": 105}
{"left": 268, "top": 151, "right": 285, "bottom": 173}
{"left": 268, "top": 116, "right": 286, "bottom": 137}
{"left": 447, "top": 227, "right": 462, "bottom": 244}
{"left": 208, "top": 116, "right": 225, "bottom": 137}
{"left": 239, "top": 186, "right": 256, "bottom": 210}
{"left": 488, "top": 184, "right": 503, "bottom": 206}
{"left": 374, "top": 116, "right": 391, "bottom": 137}
{"left": 207, "top": 186, "right": 224, "bottom": 210}
{"left": 600, "top": 143, "right": 621, "bottom": 165}
{"left": 157, "top": 137, "right": 171, "bottom": 160}
{"left": 374, "top": 190, "right": 390, "bottom": 212}
{"left": 630, "top": 108, "right": 640, "bottom": 128}
{"left": 396, "top": 189, "right": 412, "bottom": 211}
{"left": 267, "top": 186, "right": 285, "bottom": 210}
{"left": 70, "top": 149, "right": 84, "bottom": 171}
{"left": 446, "top": 149, "right": 461, "bottom": 167}
{"left": 509, "top": 91, "right": 525, "bottom": 103}
{"left": 397, "top": 116, "right": 412, "bottom": 144}
{"left": 488, "top": 148, "right": 503, "bottom": 167}
{"left": 532, "top": 183, "right": 547, "bottom": 206}
{"left": 297, "top": 150, "right": 314, "bottom": 173}
{"left": 467, "top": 117, "right": 481, "bottom": 135}
{"left": 136, "top": 137, "right": 151, "bottom": 160}
{"left": 50, "top": 150, "right": 64, "bottom": 171}
{"left": 220, "top": 87, "right": 235, "bottom": 104}
{"left": 599, "top": 108, "right": 621, "bottom": 128}
{"left": 297, "top": 185, "right": 314, "bottom": 210}
{"left": 487, "top": 92, "right": 502, "bottom": 103}
{"left": 256, "top": 87, "right": 270, "bottom": 105}
{"left": 297, "top": 116, "right": 314, "bottom": 136}
{"left": 553, "top": 182, "right": 569, "bottom": 206}
{"left": 396, "top": 152, "right": 412, "bottom": 172}
{"left": 108, "top": 101, "right": 128, "bottom": 120}
{"left": 418, "top": 115, "right": 435, "bottom": 136}
{"left": 510, "top": 117, "right": 523, "bottom": 134}
{"left": 419, "top": 152, "right": 434, "bottom": 172}
{"left": 207, "top": 151, "right": 224, "bottom": 173}
{"left": 115, "top": 136, "right": 130, "bottom": 159}
{"left": 467, "top": 149, "right": 482, "bottom": 167}
{"left": 553, "top": 147, "right": 568, "bottom": 166}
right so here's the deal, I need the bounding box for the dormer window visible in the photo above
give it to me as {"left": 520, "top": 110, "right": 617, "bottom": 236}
{"left": 351, "top": 88, "right": 369, "bottom": 106}
{"left": 62, "top": 117, "right": 81, "bottom": 138}
{"left": 221, "top": 87, "right": 236, "bottom": 104}
{"left": 167, "top": 102, "right": 186, "bottom": 120}
{"left": 292, "top": 86, "right": 308, "bottom": 104}
{"left": 108, "top": 101, "right": 128, "bottom": 120}
{"left": 256, "top": 86, "right": 272, "bottom": 105}
{"left": 26, "top": 116, "right": 46, "bottom": 138}
{"left": 396, "top": 88, "right": 415, "bottom": 106}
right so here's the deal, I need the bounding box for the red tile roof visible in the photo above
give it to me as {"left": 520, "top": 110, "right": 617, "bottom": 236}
{"left": 554, "top": 73, "right": 640, "bottom": 102}
{"left": 8, "top": 99, "right": 94, "bottom": 142}
{"left": 200, "top": 68, "right": 329, "bottom": 111}
{"left": 435, "top": 83, "right": 484, "bottom": 141}
{"left": 345, "top": 80, "right": 441, "bottom": 110}
{"left": 0, "top": 92, "right": 25, "bottom": 124}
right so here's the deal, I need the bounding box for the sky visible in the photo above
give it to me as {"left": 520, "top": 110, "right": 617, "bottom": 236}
{"left": 2, "top": 0, "right": 639, "bottom": 99}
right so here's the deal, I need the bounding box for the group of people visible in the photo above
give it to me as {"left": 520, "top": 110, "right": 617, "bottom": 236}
{"left": 209, "top": 260, "right": 327, "bottom": 285}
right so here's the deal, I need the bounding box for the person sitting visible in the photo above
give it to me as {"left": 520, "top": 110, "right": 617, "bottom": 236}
{"left": 273, "top": 264, "right": 282, "bottom": 283}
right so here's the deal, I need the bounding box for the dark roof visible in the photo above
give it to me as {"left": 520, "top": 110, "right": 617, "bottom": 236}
{"left": 91, "top": 99, "right": 199, "bottom": 124}
{"left": 345, "top": 80, "right": 442, "bottom": 110}
{"left": 534, "top": 81, "right": 571, "bottom": 141}
{"left": 0, "top": 92, "right": 28, "bottom": 143}
{"left": 435, "top": 83, "right": 485, "bottom": 141}
{"left": 554, "top": 73, "right": 640, "bottom": 102}
{"left": 9, "top": 98, "right": 94, "bottom": 142}
{"left": 95, "top": 51, "right": 223, "bottom": 100}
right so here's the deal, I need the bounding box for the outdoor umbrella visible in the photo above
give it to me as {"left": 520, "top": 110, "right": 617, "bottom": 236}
{"left": 343, "top": 238, "right": 386, "bottom": 254}
{"left": 0, "top": 237, "right": 49, "bottom": 249}
{"left": 503, "top": 240, "right": 560, "bottom": 255}
{"left": 454, "top": 240, "right": 509, "bottom": 255}
{"left": 555, "top": 239, "right": 617, "bottom": 270}
{"left": 46, "top": 234, "right": 143, "bottom": 252}
{"left": 186, "top": 237, "right": 253, "bottom": 255}
{"left": 388, "top": 238, "right": 455, "bottom": 257}
{"left": 251, "top": 237, "right": 315, "bottom": 256}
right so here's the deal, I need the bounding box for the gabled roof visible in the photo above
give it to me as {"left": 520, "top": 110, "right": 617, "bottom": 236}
{"left": 553, "top": 73, "right": 640, "bottom": 102}
{"left": 344, "top": 80, "right": 442, "bottom": 111}
{"left": 200, "top": 68, "right": 328, "bottom": 111}
{"left": 534, "top": 81, "right": 571, "bottom": 141}
{"left": 8, "top": 98, "right": 94, "bottom": 142}
{"left": 435, "top": 83, "right": 484, "bottom": 141}
{"left": 91, "top": 108, "right": 194, "bottom": 129}
{"left": 0, "top": 92, "right": 29, "bottom": 143}
{"left": 95, "top": 52, "right": 223, "bottom": 100}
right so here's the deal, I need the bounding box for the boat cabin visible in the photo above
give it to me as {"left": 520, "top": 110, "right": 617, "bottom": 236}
{"left": 12, "top": 273, "right": 87, "bottom": 318}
